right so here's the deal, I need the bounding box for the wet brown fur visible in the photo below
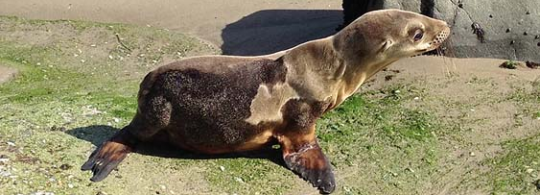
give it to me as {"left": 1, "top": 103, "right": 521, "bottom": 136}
{"left": 82, "top": 9, "right": 450, "bottom": 194}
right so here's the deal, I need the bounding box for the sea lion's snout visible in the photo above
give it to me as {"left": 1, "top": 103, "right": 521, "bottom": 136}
{"left": 436, "top": 26, "right": 450, "bottom": 44}
{"left": 426, "top": 20, "right": 450, "bottom": 51}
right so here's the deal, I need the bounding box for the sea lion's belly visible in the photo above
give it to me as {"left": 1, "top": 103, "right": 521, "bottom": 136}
{"left": 164, "top": 127, "right": 276, "bottom": 154}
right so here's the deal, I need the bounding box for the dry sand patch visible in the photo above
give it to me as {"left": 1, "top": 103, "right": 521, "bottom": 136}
{"left": 0, "top": 65, "right": 17, "bottom": 84}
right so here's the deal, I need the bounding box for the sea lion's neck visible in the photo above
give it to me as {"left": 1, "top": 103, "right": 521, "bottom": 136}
{"left": 283, "top": 38, "right": 342, "bottom": 79}
{"left": 282, "top": 37, "right": 400, "bottom": 109}
{"left": 282, "top": 37, "right": 384, "bottom": 108}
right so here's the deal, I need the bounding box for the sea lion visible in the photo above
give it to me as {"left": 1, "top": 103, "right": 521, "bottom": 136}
{"left": 81, "top": 9, "right": 450, "bottom": 194}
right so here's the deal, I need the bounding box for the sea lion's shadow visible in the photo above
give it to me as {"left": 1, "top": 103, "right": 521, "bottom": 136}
{"left": 67, "top": 125, "right": 285, "bottom": 167}
{"left": 220, "top": 9, "right": 342, "bottom": 56}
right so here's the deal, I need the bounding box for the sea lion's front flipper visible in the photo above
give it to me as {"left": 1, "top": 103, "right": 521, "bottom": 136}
{"left": 81, "top": 129, "right": 137, "bottom": 182}
{"left": 281, "top": 139, "right": 336, "bottom": 194}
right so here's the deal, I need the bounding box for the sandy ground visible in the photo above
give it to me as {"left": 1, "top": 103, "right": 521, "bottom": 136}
{"left": 0, "top": 0, "right": 342, "bottom": 55}
{"left": 367, "top": 57, "right": 540, "bottom": 89}
{"left": 0, "top": 65, "right": 17, "bottom": 84}
{"left": 0, "top": 0, "right": 342, "bottom": 80}
{"left": 372, "top": 56, "right": 540, "bottom": 195}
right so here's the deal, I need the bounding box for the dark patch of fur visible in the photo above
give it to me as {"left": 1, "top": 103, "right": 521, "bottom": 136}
{"left": 281, "top": 98, "right": 332, "bottom": 133}
{"left": 136, "top": 58, "right": 287, "bottom": 150}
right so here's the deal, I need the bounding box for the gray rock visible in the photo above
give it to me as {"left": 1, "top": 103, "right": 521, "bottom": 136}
{"left": 365, "top": 0, "right": 540, "bottom": 62}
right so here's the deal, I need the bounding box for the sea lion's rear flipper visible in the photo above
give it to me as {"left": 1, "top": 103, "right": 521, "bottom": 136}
{"left": 281, "top": 139, "right": 336, "bottom": 194}
{"left": 81, "top": 129, "right": 137, "bottom": 182}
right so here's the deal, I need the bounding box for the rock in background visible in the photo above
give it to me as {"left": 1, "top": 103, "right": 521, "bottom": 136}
{"left": 342, "top": 0, "right": 540, "bottom": 62}
{"left": 337, "top": 0, "right": 379, "bottom": 30}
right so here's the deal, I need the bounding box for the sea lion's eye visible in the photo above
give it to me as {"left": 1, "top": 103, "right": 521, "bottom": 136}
{"left": 413, "top": 29, "right": 424, "bottom": 41}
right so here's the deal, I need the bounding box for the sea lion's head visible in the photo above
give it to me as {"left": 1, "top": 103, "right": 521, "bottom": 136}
{"left": 333, "top": 9, "right": 450, "bottom": 63}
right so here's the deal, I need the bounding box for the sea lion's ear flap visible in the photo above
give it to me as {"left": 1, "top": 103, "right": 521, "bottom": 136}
{"left": 378, "top": 39, "right": 393, "bottom": 53}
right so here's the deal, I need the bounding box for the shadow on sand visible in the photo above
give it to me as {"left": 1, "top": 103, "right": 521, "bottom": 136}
{"left": 66, "top": 125, "right": 285, "bottom": 166}
{"left": 220, "top": 9, "right": 342, "bottom": 56}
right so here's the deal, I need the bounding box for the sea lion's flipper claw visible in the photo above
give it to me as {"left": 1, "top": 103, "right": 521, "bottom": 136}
{"left": 81, "top": 141, "right": 132, "bottom": 182}
{"left": 81, "top": 150, "right": 98, "bottom": 171}
{"left": 90, "top": 153, "right": 127, "bottom": 182}
{"left": 283, "top": 142, "right": 336, "bottom": 194}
